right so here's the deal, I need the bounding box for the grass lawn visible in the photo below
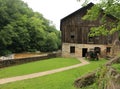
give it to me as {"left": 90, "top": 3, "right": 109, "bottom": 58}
{"left": 0, "top": 59, "right": 107, "bottom": 89}
{"left": 112, "top": 63, "right": 120, "bottom": 73}
{"left": 0, "top": 58, "right": 80, "bottom": 79}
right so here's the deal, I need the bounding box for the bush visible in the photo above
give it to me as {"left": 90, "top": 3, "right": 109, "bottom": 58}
{"left": 0, "top": 50, "right": 12, "bottom": 56}
{"left": 27, "top": 49, "right": 37, "bottom": 52}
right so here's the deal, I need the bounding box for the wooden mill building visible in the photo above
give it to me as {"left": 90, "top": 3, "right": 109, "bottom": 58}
{"left": 60, "top": 3, "right": 119, "bottom": 57}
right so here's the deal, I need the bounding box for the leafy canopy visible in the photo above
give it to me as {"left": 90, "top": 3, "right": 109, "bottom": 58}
{"left": 78, "top": 0, "right": 120, "bottom": 36}
{"left": 0, "top": 0, "right": 61, "bottom": 56}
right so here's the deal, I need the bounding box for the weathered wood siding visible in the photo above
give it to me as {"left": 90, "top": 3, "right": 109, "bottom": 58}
{"left": 60, "top": 3, "right": 118, "bottom": 45}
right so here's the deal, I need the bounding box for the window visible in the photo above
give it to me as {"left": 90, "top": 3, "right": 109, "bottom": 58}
{"left": 70, "top": 46, "right": 75, "bottom": 53}
{"left": 71, "top": 34, "right": 75, "bottom": 39}
{"left": 94, "top": 47, "right": 101, "bottom": 54}
{"left": 70, "top": 32, "right": 75, "bottom": 39}
{"left": 88, "top": 37, "right": 94, "bottom": 42}
{"left": 88, "top": 30, "right": 94, "bottom": 43}
{"left": 106, "top": 47, "right": 111, "bottom": 53}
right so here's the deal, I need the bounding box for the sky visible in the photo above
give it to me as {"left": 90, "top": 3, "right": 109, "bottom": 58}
{"left": 22, "top": 0, "right": 99, "bottom": 30}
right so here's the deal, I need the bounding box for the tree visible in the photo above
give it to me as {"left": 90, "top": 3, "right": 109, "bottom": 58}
{"left": 0, "top": 24, "right": 15, "bottom": 55}
{"left": 42, "top": 32, "right": 59, "bottom": 52}
{"left": 0, "top": 0, "right": 61, "bottom": 55}
{"left": 77, "top": 0, "right": 120, "bottom": 36}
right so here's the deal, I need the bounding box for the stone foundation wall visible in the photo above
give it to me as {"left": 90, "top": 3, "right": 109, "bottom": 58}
{"left": 62, "top": 43, "right": 109, "bottom": 57}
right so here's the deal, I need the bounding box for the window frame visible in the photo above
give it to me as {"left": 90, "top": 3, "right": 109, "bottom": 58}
{"left": 70, "top": 46, "right": 75, "bottom": 53}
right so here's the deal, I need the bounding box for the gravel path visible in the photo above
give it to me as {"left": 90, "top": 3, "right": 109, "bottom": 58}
{"left": 0, "top": 58, "right": 89, "bottom": 84}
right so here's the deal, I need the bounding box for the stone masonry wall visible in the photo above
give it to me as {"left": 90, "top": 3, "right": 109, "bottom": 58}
{"left": 62, "top": 43, "right": 108, "bottom": 57}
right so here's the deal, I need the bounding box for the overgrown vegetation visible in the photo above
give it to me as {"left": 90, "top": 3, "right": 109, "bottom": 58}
{"left": 79, "top": 66, "right": 111, "bottom": 89}
{"left": 0, "top": 0, "right": 61, "bottom": 56}
{"left": 81, "top": 0, "right": 120, "bottom": 36}
{"left": 0, "top": 58, "right": 80, "bottom": 78}
{"left": 112, "top": 63, "right": 120, "bottom": 73}
{"left": 80, "top": 63, "right": 120, "bottom": 89}
{"left": 0, "top": 59, "right": 107, "bottom": 89}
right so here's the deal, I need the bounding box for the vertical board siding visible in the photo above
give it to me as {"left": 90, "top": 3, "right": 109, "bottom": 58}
{"left": 60, "top": 3, "right": 118, "bottom": 45}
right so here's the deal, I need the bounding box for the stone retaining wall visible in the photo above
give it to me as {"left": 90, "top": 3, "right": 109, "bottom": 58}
{"left": 0, "top": 52, "right": 61, "bottom": 68}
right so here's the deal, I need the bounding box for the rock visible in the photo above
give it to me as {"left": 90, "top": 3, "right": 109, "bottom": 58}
{"left": 105, "top": 56, "right": 120, "bottom": 66}
{"left": 74, "top": 72, "right": 96, "bottom": 88}
{"left": 74, "top": 56, "right": 120, "bottom": 89}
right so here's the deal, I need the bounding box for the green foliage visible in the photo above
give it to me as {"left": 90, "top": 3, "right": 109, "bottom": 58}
{"left": 81, "top": 0, "right": 120, "bottom": 36}
{"left": 82, "top": 66, "right": 113, "bottom": 89}
{"left": 93, "top": 66, "right": 110, "bottom": 89}
{"left": 112, "top": 63, "right": 120, "bottom": 73}
{"left": 0, "top": 0, "right": 61, "bottom": 55}
{"left": 89, "top": 25, "right": 109, "bottom": 37}
{"left": 0, "top": 50, "right": 12, "bottom": 56}
{"left": 82, "top": 5, "right": 100, "bottom": 21}
{"left": 42, "top": 32, "right": 59, "bottom": 52}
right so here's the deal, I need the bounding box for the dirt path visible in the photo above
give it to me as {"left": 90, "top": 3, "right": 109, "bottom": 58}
{"left": 0, "top": 58, "right": 89, "bottom": 84}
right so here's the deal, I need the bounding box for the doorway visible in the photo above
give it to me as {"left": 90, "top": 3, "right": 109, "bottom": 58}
{"left": 82, "top": 48, "right": 88, "bottom": 57}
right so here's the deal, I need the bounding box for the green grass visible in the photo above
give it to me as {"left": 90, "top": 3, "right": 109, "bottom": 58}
{"left": 0, "top": 59, "right": 107, "bottom": 89}
{"left": 112, "top": 63, "right": 120, "bottom": 73}
{"left": 0, "top": 58, "right": 80, "bottom": 79}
